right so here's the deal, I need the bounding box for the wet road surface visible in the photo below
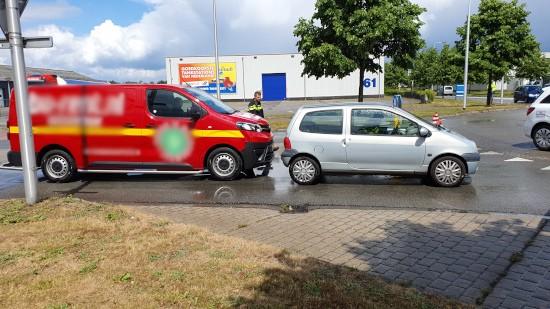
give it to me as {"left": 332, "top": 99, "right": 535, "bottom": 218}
{"left": 1, "top": 109, "right": 549, "bottom": 215}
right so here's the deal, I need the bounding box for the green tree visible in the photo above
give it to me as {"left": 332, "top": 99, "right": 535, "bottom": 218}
{"left": 457, "top": 0, "right": 540, "bottom": 106}
{"left": 515, "top": 49, "right": 550, "bottom": 82}
{"left": 385, "top": 61, "right": 410, "bottom": 88}
{"left": 411, "top": 48, "right": 439, "bottom": 89}
{"left": 437, "top": 45, "right": 463, "bottom": 87}
{"left": 294, "top": 0, "right": 425, "bottom": 102}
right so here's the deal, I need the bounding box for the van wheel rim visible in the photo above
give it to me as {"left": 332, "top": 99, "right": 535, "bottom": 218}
{"left": 434, "top": 160, "right": 462, "bottom": 185}
{"left": 535, "top": 128, "right": 550, "bottom": 147}
{"left": 212, "top": 153, "right": 236, "bottom": 177}
{"left": 292, "top": 159, "right": 316, "bottom": 183}
{"left": 46, "top": 155, "right": 69, "bottom": 179}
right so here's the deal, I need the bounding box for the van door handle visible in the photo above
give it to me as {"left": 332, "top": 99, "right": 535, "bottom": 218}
{"left": 341, "top": 138, "right": 347, "bottom": 147}
{"left": 123, "top": 122, "right": 135, "bottom": 128}
{"left": 146, "top": 123, "right": 158, "bottom": 129}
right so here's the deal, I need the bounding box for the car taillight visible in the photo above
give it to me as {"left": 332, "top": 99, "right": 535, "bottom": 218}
{"left": 283, "top": 137, "right": 292, "bottom": 150}
{"left": 527, "top": 107, "right": 535, "bottom": 116}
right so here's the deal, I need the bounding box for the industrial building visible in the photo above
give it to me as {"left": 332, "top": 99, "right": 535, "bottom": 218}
{"left": 165, "top": 53, "right": 384, "bottom": 101}
{"left": 0, "top": 65, "right": 96, "bottom": 107}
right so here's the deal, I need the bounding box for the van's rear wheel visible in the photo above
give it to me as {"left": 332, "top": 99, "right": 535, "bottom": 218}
{"left": 533, "top": 125, "right": 550, "bottom": 151}
{"left": 41, "top": 149, "right": 76, "bottom": 183}
{"left": 208, "top": 147, "right": 242, "bottom": 181}
{"left": 429, "top": 156, "right": 466, "bottom": 187}
{"left": 289, "top": 156, "right": 321, "bottom": 185}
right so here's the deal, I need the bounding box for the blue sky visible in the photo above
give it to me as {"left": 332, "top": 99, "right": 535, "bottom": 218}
{"left": 2, "top": 0, "right": 547, "bottom": 82}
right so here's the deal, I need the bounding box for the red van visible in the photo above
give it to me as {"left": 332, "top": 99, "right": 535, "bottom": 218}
{"left": 6, "top": 84, "right": 274, "bottom": 182}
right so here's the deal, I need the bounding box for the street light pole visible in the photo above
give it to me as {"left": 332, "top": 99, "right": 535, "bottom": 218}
{"left": 463, "top": 0, "right": 472, "bottom": 110}
{"left": 6, "top": 0, "right": 37, "bottom": 204}
{"left": 212, "top": 0, "right": 221, "bottom": 99}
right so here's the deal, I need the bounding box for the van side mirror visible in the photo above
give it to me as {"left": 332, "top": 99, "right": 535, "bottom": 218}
{"left": 190, "top": 110, "right": 202, "bottom": 121}
{"left": 419, "top": 127, "right": 431, "bottom": 138}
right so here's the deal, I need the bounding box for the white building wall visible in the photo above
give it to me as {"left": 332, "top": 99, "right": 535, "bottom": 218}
{"left": 165, "top": 53, "right": 384, "bottom": 100}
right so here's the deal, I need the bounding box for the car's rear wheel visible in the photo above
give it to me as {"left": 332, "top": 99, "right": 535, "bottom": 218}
{"left": 208, "top": 147, "right": 242, "bottom": 181}
{"left": 289, "top": 156, "right": 321, "bottom": 185}
{"left": 533, "top": 125, "right": 550, "bottom": 151}
{"left": 41, "top": 149, "right": 77, "bottom": 183}
{"left": 429, "top": 156, "right": 466, "bottom": 187}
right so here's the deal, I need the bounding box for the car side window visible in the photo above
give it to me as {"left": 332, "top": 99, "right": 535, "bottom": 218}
{"left": 351, "top": 109, "right": 419, "bottom": 136}
{"left": 147, "top": 89, "right": 198, "bottom": 118}
{"left": 299, "top": 110, "right": 343, "bottom": 135}
{"left": 541, "top": 94, "right": 550, "bottom": 104}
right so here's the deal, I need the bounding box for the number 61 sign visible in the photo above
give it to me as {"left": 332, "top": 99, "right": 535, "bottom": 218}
{"left": 363, "top": 78, "right": 377, "bottom": 88}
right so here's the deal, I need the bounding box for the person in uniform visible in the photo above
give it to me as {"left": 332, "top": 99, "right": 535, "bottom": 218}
{"left": 248, "top": 90, "right": 264, "bottom": 118}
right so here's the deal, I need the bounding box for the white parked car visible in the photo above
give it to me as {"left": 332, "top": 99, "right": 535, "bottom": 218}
{"left": 524, "top": 89, "right": 550, "bottom": 150}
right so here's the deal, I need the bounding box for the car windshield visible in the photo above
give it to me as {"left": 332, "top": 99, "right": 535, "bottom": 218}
{"left": 526, "top": 86, "right": 542, "bottom": 93}
{"left": 396, "top": 108, "right": 446, "bottom": 131}
{"left": 184, "top": 87, "right": 236, "bottom": 114}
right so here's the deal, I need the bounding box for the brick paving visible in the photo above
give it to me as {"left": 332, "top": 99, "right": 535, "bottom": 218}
{"left": 484, "top": 222, "right": 550, "bottom": 309}
{"left": 132, "top": 204, "right": 544, "bottom": 305}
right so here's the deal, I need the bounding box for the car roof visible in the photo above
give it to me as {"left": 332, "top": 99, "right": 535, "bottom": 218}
{"left": 299, "top": 102, "right": 393, "bottom": 110}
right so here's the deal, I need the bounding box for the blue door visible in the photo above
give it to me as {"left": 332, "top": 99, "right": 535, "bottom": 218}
{"left": 262, "top": 73, "right": 286, "bottom": 101}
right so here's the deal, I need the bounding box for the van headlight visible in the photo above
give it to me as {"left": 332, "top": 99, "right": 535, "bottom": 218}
{"left": 237, "top": 122, "right": 262, "bottom": 132}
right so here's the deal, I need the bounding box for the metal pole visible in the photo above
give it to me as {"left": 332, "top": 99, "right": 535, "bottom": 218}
{"left": 500, "top": 76, "right": 504, "bottom": 104}
{"left": 212, "top": 0, "right": 221, "bottom": 99}
{"left": 6, "top": 0, "right": 37, "bottom": 204}
{"left": 463, "top": 0, "right": 472, "bottom": 110}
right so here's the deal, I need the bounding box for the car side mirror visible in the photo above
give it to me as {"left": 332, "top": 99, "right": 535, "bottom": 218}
{"left": 419, "top": 127, "right": 431, "bottom": 138}
{"left": 190, "top": 110, "right": 202, "bottom": 121}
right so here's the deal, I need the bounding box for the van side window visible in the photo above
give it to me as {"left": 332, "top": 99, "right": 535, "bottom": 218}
{"left": 541, "top": 94, "right": 550, "bottom": 104}
{"left": 147, "top": 89, "right": 197, "bottom": 118}
{"left": 351, "top": 109, "right": 419, "bottom": 136}
{"left": 299, "top": 110, "right": 343, "bottom": 135}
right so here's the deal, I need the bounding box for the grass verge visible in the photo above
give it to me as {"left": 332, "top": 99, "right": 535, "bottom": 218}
{"left": 0, "top": 197, "right": 470, "bottom": 308}
{"left": 266, "top": 98, "right": 526, "bottom": 131}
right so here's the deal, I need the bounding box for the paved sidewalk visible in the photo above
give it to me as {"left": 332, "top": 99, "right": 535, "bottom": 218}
{"left": 132, "top": 205, "right": 544, "bottom": 305}
{"left": 484, "top": 222, "right": 550, "bottom": 309}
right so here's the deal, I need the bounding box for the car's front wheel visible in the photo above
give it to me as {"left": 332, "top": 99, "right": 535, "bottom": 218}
{"left": 429, "top": 156, "right": 466, "bottom": 187}
{"left": 289, "top": 156, "right": 321, "bottom": 185}
{"left": 41, "top": 149, "right": 77, "bottom": 183}
{"left": 208, "top": 147, "right": 242, "bottom": 181}
{"left": 533, "top": 125, "right": 550, "bottom": 151}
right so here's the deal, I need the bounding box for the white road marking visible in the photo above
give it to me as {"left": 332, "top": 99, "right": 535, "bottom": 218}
{"left": 481, "top": 151, "right": 503, "bottom": 155}
{"left": 541, "top": 166, "right": 550, "bottom": 171}
{"left": 505, "top": 157, "right": 533, "bottom": 162}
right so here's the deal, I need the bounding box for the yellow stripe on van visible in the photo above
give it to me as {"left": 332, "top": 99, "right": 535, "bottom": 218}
{"left": 9, "top": 126, "right": 245, "bottom": 139}
{"left": 192, "top": 130, "right": 244, "bottom": 138}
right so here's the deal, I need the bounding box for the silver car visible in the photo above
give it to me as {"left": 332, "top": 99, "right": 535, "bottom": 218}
{"left": 281, "top": 104, "right": 480, "bottom": 187}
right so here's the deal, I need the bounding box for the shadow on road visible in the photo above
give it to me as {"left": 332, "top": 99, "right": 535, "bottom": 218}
{"left": 231, "top": 251, "right": 465, "bottom": 308}
{"left": 345, "top": 217, "right": 541, "bottom": 304}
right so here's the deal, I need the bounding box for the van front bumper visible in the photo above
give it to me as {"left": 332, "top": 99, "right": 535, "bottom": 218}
{"left": 242, "top": 142, "right": 274, "bottom": 170}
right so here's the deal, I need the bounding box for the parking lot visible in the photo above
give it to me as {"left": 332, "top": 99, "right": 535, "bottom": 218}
{"left": 1, "top": 107, "right": 549, "bottom": 215}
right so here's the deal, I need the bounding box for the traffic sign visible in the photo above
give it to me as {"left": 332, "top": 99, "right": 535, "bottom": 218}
{"left": 0, "top": 0, "right": 27, "bottom": 38}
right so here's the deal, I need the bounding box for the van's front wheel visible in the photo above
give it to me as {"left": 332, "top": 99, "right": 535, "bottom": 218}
{"left": 41, "top": 149, "right": 77, "bottom": 183}
{"left": 208, "top": 147, "right": 242, "bottom": 181}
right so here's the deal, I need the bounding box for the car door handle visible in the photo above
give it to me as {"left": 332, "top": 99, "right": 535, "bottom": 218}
{"left": 342, "top": 138, "right": 347, "bottom": 147}
{"left": 123, "top": 122, "right": 135, "bottom": 128}
{"left": 146, "top": 124, "right": 158, "bottom": 129}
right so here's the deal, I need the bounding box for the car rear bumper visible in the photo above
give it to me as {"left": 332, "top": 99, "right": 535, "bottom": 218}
{"left": 242, "top": 141, "right": 274, "bottom": 170}
{"left": 281, "top": 149, "right": 298, "bottom": 167}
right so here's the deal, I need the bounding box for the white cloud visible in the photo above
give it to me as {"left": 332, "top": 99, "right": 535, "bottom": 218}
{"left": 22, "top": 0, "right": 81, "bottom": 21}
{"left": 229, "top": 0, "right": 314, "bottom": 30}
{"left": 7, "top": 0, "right": 211, "bottom": 81}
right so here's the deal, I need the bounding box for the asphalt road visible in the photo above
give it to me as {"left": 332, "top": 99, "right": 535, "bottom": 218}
{"left": 1, "top": 108, "right": 549, "bottom": 215}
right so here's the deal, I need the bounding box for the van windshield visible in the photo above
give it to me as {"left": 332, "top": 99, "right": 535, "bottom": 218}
{"left": 184, "top": 87, "right": 236, "bottom": 114}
